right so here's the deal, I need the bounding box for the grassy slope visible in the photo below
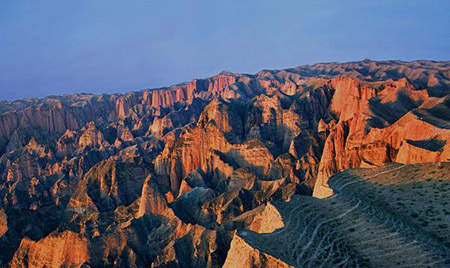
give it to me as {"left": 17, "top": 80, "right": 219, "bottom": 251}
{"left": 235, "top": 162, "right": 450, "bottom": 267}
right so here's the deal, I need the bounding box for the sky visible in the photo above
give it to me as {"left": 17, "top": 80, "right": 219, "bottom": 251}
{"left": 0, "top": 0, "right": 449, "bottom": 101}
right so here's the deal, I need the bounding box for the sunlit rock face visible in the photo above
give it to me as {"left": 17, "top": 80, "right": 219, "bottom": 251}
{"left": 0, "top": 60, "right": 449, "bottom": 267}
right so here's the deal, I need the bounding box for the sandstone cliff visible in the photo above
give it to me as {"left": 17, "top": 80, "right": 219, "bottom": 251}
{"left": 0, "top": 60, "right": 449, "bottom": 267}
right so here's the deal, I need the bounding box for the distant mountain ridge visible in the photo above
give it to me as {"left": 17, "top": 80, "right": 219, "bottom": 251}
{"left": 0, "top": 59, "right": 449, "bottom": 267}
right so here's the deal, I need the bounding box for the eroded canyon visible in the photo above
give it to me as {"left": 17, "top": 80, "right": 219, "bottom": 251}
{"left": 0, "top": 60, "right": 449, "bottom": 267}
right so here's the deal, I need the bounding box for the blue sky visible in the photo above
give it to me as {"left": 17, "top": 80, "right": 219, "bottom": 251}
{"left": 1, "top": 0, "right": 449, "bottom": 100}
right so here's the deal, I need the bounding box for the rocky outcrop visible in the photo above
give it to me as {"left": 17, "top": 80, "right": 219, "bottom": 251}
{"left": 0, "top": 209, "right": 7, "bottom": 237}
{"left": 314, "top": 121, "right": 350, "bottom": 198}
{"left": 246, "top": 202, "right": 285, "bottom": 233}
{"left": 314, "top": 83, "right": 450, "bottom": 198}
{"left": 70, "top": 157, "right": 150, "bottom": 212}
{"left": 0, "top": 94, "right": 118, "bottom": 154}
{"left": 137, "top": 175, "right": 174, "bottom": 218}
{"left": 152, "top": 223, "right": 224, "bottom": 268}
{"left": 116, "top": 92, "right": 141, "bottom": 119}
{"left": 396, "top": 139, "right": 448, "bottom": 163}
{"left": 1, "top": 60, "right": 449, "bottom": 267}
{"left": 223, "top": 234, "right": 293, "bottom": 268}
{"left": 78, "top": 122, "right": 107, "bottom": 150}
{"left": 9, "top": 231, "right": 89, "bottom": 268}
{"left": 155, "top": 120, "right": 276, "bottom": 193}
{"left": 0, "top": 112, "right": 20, "bottom": 153}
{"left": 198, "top": 99, "right": 244, "bottom": 143}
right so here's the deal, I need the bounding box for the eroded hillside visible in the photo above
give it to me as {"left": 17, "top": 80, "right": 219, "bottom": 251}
{"left": 225, "top": 163, "right": 450, "bottom": 267}
{"left": 0, "top": 60, "right": 449, "bottom": 267}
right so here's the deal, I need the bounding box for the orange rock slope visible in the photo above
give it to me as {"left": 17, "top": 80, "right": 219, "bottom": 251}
{"left": 0, "top": 60, "right": 449, "bottom": 267}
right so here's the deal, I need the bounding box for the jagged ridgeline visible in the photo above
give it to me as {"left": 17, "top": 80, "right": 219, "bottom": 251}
{"left": 0, "top": 60, "right": 449, "bottom": 267}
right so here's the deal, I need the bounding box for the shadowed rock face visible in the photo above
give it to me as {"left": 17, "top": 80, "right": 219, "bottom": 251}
{"left": 0, "top": 60, "right": 449, "bottom": 267}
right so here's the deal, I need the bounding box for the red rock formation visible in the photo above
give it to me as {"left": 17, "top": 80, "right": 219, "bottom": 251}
{"left": 246, "top": 203, "right": 285, "bottom": 233}
{"left": 78, "top": 122, "right": 106, "bottom": 149}
{"left": 137, "top": 175, "right": 174, "bottom": 218}
{"left": 329, "top": 77, "right": 377, "bottom": 122}
{"left": 0, "top": 112, "right": 19, "bottom": 151}
{"left": 10, "top": 231, "right": 89, "bottom": 268}
{"left": 116, "top": 92, "right": 140, "bottom": 119}
{"left": 223, "top": 234, "right": 293, "bottom": 268}
{"left": 314, "top": 86, "right": 450, "bottom": 198}
{"left": 0, "top": 208, "right": 7, "bottom": 237}
{"left": 1, "top": 60, "right": 449, "bottom": 267}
